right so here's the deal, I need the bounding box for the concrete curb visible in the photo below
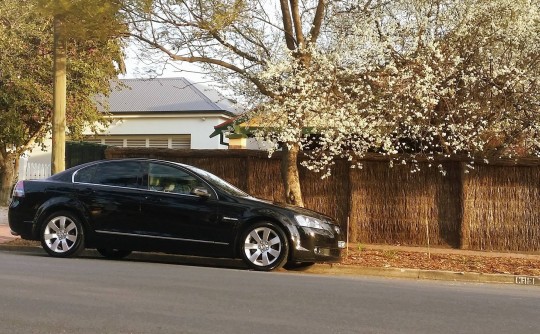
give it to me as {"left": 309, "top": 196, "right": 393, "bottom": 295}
{"left": 1, "top": 244, "right": 538, "bottom": 287}
{"left": 302, "top": 264, "right": 540, "bottom": 286}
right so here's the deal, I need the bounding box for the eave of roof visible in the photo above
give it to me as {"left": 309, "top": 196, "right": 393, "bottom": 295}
{"left": 110, "top": 110, "right": 236, "bottom": 117}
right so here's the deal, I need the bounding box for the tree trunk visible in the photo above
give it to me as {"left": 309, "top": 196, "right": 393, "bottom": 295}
{"left": 0, "top": 153, "right": 17, "bottom": 206}
{"left": 52, "top": 15, "right": 67, "bottom": 174}
{"left": 281, "top": 143, "right": 304, "bottom": 207}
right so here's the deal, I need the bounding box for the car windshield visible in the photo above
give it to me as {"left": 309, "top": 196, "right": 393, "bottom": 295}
{"left": 185, "top": 165, "right": 249, "bottom": 197}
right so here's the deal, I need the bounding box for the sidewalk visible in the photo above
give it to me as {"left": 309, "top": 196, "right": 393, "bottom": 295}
{"left": 0, "top": 206, "right": 16, "bottom": 244}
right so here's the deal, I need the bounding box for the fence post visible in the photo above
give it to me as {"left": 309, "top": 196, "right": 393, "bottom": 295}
{"left": 347, "top": 162, "right": 358, "bottom": 243}
{"left": 459, "top": 161, "right": 469, "bottom": 249}
{"left": 18, "top": 157, "right": 28, "bottom": 180}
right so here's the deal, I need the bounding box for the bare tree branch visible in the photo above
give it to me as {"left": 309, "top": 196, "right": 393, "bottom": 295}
{"left": 130, "top": 32, "right": 276, "bottom": 97}
{"left": 279, "top": 0, "right": 296, "bottom": 50}
{"left": 289, "top": 0, "right": 305, "bottom": 48}
{"left": 209, "top": 30, "right": 262, "bottom": 64}
{"left": 309, "top": 0, "right": 325, "bottom": 44}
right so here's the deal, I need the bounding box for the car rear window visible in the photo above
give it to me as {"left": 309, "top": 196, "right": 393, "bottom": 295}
{"left": 74, "top": 161, "right": 142, "bottom": 188}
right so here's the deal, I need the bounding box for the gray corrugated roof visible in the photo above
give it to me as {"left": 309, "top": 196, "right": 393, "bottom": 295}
{"left": 102, "top": 78, "right": 238, "bottom": 114}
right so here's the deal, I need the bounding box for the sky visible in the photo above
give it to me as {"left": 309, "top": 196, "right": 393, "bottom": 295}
{"left": 118, "top": 42, "right": 240, "bottom": 106}
{"left": 120, "top": 43, "right": 210, "bottom": 84}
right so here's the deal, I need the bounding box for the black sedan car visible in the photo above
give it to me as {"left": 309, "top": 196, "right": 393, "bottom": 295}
{"left": 9, "top": 158, "right": 344, "bottom": 271}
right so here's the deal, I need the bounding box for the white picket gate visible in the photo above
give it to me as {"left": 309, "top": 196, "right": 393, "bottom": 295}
{"left": 18, "top": 159, "right": 51, "bottom": 180}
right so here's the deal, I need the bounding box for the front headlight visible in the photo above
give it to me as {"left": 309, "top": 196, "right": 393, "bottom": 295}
{"left": 295, "top": 215, "right": 331, "bottom": 231}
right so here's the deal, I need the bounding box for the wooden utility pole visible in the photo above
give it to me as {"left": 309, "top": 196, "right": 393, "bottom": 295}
{"left": 51, "top": 15, "right": 66, "bottom": 174}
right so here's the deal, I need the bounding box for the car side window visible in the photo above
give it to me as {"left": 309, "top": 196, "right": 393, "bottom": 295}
{"left": 80, "top": 161, "right": 142, "bottom": 188}
{"left": 74, "top": 165, "right": 98, "bottom": 183}
{"left": 148, "top": 163, "right": 205, "bottom": 195}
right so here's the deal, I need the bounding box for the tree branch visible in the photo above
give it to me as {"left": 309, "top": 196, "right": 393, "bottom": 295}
{"left": 309, "top": 0, "right": 325, "bottom": 44}
{"left": 289, "top": 0, "right": 305, "bottom": 48}
{"left": 279, "top": 0, "right": 296, "bottom": 50}
{"left": 209, "top": 30, "right": 262, "bottom": 64}
{"left": 231, "top": 25, "right": 271, "bottom": 59}
{"left": 130, "top": 33, "right": 276, "bottom": 98}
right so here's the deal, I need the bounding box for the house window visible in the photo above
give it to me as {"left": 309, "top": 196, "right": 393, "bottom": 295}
{"left": 126, "top": 138, "right": 147, "bottom": 148}
{"left": 83, "top": 135, "right": 191, "bottom": 149}
{"left": 171, "top": 137, "right": 190, "bottom": 149}
{"left": 148, "top": 139, "right": 169, "bottom": 148}
{"left": 103, "top": 138, "right": 124, "bottom": 147}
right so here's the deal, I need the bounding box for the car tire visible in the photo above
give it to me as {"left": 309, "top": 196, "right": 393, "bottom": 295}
{"left": 40, "top": 211, "right": 85, "bottom": 258}
{"left": 240, "top": 222, "right": 289, "bottom": 271}
{"left": 97, "top": 248, "right": 132, "bottom": 259}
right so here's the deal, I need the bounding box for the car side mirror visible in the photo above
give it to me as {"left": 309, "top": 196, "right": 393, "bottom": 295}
{"left": 191, "top": 187, "right": 211, "bottom": 198}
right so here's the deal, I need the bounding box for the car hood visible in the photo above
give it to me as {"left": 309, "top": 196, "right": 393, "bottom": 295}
{"left": 243, "top": 196, "right": 335, "bottom": 223}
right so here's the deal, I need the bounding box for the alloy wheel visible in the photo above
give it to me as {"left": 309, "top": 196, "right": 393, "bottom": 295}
{"left": 243, "top": 226, "right": 283, "bottom": 267}
{"left": 43, "top": 215, "right": 79, "bottom": 254}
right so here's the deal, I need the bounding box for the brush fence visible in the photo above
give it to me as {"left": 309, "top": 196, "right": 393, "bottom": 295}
{"left": 105, "top": 148, "right": 540, "bottom": 252}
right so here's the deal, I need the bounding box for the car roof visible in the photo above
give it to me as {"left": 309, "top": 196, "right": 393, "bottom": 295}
{"left": 49, "top": 158, "right": 193, "bottom": 180}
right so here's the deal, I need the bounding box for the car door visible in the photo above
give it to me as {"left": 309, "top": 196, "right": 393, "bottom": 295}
{"left": 139, "top": 162, "right": 222, "bottom": 254}
{"left": 73, "top": 161, "right": 145, "bottom": 236}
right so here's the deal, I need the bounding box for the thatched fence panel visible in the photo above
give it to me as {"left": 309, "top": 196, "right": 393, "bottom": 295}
{"left": 103, "top": 147, "right": 540, "bottom": 252}
{"left": 300, "top": 160, "right": 350, "bottom": 233}
{"left": 349, "top": 161, "right": 461, "bottom": 247}
{"left": 244, "top": 156, "right": 284, "bottom": 203}
{"left": 463, "top": 165, "right": 540, "bottom": 251}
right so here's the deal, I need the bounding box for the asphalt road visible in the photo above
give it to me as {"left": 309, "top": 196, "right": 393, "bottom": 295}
{"left": 0, "top": 251, "right": 539, "bottom": 334}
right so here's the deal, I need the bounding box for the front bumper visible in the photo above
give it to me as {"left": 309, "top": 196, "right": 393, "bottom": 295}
{"left": 289, "top": 225, "right": 345, "bottom": 263}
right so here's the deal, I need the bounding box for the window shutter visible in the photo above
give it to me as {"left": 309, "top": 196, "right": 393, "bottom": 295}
{"left": 171, "top": 135, "right": 191, "bottom": 149}
{"left": 148, "top": 139, "right": 169, "bottom": 148}
{"left": 103, "top": 138, "right": 124, "bottom": 147}
{"left": 126, "top": 138, "right": 147, "bottom": 147}
{"left": 83, "top": 135, "right": 191, "bottom": 149}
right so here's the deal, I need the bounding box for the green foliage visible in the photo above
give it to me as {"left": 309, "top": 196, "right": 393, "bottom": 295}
{"left": 0, "top": 0, "right": 123, "bottom": 152}
{"left": 0, "top": 0, "right": 53, "bottom": 150}
{"left": 36, "top": 0, "right": 126, "bottom": 41}
{"left": 198, "top": 0, "right": 246, "bottom": 32}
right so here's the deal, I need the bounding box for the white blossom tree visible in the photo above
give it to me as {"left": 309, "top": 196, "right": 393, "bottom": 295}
{"left": 341, "top": 0, "right": 540, "bottom": 171}
{"left": 255, "top": 0, "right": 540, "bottom": 173}
{"left": 126, "top": 0, "right": 540, "bottom": 206}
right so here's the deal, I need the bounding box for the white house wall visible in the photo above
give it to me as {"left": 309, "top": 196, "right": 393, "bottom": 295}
{"left": 95, "top": 114, "right": 229, "bottom": 149}
{"left": 22, "top": 138, "right": 54, "bottom": 165}
{"left": 22, "top": 114, "right": 230, "bottom": 168}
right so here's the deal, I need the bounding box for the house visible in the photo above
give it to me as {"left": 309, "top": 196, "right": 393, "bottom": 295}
{"left": 85, "top": 77, "right": 238, "bottom": 149}
{"left": 19, "top": 77, "right": 238, "bottom": 178}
